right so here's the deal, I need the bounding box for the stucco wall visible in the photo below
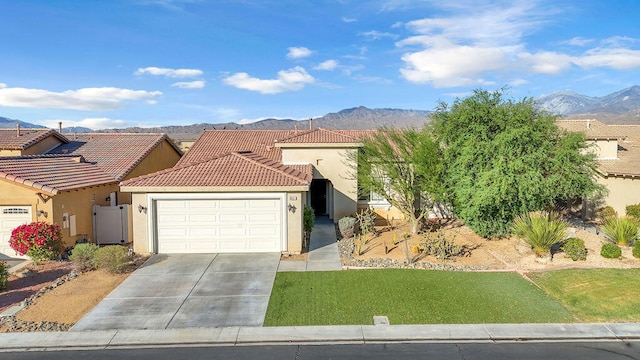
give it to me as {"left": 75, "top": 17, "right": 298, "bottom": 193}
{"left": 0, "top": 149, "right": 22, "bottom": 156}
{"left": 131, "top": 192, "right": 149, "bottom": 253}
{"left": 23, "top": 136, "right": 64, "bottom": 155}
{"left": 281, "top": 147, "right": 358, "bottom": 221}
{"left": 592, "top": 140, "right": 618, "bottom": 159}
{"left": 52, "top": 185, "right": 118, "bottom": 247}
{"left": 285, "top": 191, "right": 304, "bottom": 254}
{"left": 0, "top": 180, "right": 51, "bottom": 223}
{"left": 118, "top": 139, "right": 182, "bottom": 204}
{"left": 597, "top": 175, "right": 640, "bottom": 215}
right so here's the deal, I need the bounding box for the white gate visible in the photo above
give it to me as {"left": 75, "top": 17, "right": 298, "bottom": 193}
{"left": 92, "top": 205, "right": 130, "bottom": 245}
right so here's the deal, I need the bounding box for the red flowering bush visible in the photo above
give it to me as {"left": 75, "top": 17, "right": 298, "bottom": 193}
{"left": 9, "top": 222, "right": 64, "bottom": 264}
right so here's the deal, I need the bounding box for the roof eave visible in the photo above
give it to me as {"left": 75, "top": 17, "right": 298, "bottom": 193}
{"left": 120, "top": 185, "right": 310, "bottom": 193}
{"left": 275, "top": 142, "right": 362, "bottom": 148}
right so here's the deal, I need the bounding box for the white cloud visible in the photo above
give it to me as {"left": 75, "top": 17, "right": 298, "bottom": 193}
{"left": 171, "top": 80, "right": 206, "bottom": 89}
{"left": 341, "top": 16, "right": 357, "bottom": 23}
{"left": 518, "top": 51, "right": 574, "bottom": 74}
{"left": 0, "top": 86, "right": 162, "bottom": 110}
{"left": 42, "top": 117, "right": 130, "bottom": 130}
{"left": 135, "top": 66, "right": 203, "bottom": 78}
{"left": 509, "top": 78, "right": 529, "bottom": 86}
{"left": 399, "top": 38, "right": 510, "bottom": 87}
{"left": 223, "top": 66, "right": 315, "bottom": 94}
{"left": 574, "top": 47, "right": 640, "bottom": 70}
{"left": 287, "top": 47, "right": 313, "bottom": 59}
{"left": 563, "top": 37, "right": 594, "bottom": 47}
{"left": 360, "top": 30, "right": 398, "bottom": 40}
{"left": 314, "top": 60, "right": 339, "bottom": 71}
{"left": 0, "top": 83, "right": 6, "bottom": 89}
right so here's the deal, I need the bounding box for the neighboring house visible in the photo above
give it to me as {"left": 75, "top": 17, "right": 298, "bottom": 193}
{"left": 121, "top": 128, "right": 391, "bottom": 255}
{"left": 0, "top": 130, "right": 182, "bottom": 258}
{"left": 557, "top": 119, "right": 640, "bottom": 216}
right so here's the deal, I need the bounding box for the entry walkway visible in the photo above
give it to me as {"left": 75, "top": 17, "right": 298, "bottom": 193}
{"left": 278, "top": 216, "right": 342, "bottom": 272}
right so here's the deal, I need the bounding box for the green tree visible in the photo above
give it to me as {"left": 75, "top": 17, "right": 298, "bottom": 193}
{"left": 433, "top": 89, "right": 602, "bottom": 238}
{"left": 354, "top": 128, "right": 443, "bottom": 234}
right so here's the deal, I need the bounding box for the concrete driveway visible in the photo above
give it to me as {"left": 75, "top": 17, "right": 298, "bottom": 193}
{"left": 71, "top": 253, "right": 280, "bottom": 331}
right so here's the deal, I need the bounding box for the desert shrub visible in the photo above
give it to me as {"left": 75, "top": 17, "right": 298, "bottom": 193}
{"left": 70, "top": 243, "right": 100, "bottom": 271}
{"left": 355, "top": 209, "right": 377, "bottom": 236}
{"left": 601, "top": 216, "right": 639, "bottom": 246}
{"left": 303, "top": 206, "right": 315, "bottom": 234}
{"left": 94, "top": 245, "right": 130, "bottom": 274}
{"left": 561, "top": 237, "right": 587, "bottom": 261}
{"left": 0, "top": 261, "right": 8, "bottom": 290}
{"left": 633, "top": 241, "right": 640, "bottom": 259}
{"left": 9, "top": 222, "right": 64, "bottom": 265}
{"left": 600, "top": 242, "right": 622, "bottom": 259}
{"left": 512, "top": 211, "right": 567, "bottom": 258}
{"left": 338, "top": 216, "right": 356, "bottom": 239}
{"left": 598, "top": 206, "right": 617, "bottom": 222}
{"left": 626, "top": 204, "right": 640, "bottom": 220}
{"left": 421, "top": 231, "right": 462, "bottom": 260}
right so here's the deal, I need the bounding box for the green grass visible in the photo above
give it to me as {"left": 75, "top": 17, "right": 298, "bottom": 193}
{"left": 264, "top": 269, "right": 573, "bottom": 326}
{"left": 528, "top": 268, "right": 640, "bottom": 322}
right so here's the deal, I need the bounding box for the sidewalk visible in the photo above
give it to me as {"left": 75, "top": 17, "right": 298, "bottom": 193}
{"left": 277, "top": 216, "right": 342, "bottom": 272}
{"left": 0, "top": 323, "right": 638, "bottom": 351}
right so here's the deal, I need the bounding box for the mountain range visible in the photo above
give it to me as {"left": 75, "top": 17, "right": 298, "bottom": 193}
{"left": 1, "top": 86, "right": 639, "bottom": 139}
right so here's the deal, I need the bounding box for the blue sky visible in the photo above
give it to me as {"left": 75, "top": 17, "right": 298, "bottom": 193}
{"left": 0, "top": 0, "right": 639, "bottom": 129}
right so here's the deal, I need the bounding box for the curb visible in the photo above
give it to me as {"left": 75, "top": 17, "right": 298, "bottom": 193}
{"left": 0, "top": 323, "right": 638, "bottom": 352}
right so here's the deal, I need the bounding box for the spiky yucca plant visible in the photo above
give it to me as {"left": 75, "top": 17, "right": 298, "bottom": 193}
{"left": 512, "top": 211, "right": 567, "bottom": 258}
{"left": 601, "top": 216, "right": 639, "bottom": 246}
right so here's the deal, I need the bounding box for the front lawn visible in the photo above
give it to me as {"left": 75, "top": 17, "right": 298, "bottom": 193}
{"left": 264, "top": 269, "right": 573, "bottom": 326}
{"left": 527, "top": 268, "right": 640, "bottom": 322}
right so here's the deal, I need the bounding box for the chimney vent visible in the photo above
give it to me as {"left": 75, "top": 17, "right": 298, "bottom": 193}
{"left": 16, "top": 124, "right": 20, "bottom": 137}
{"left": 58, "top": 121, "right": 62, "bottom": 133}
{"left": 309, "top": 118, "right": 313, "bottom": 130}
{"left": 586, "top": 119, "right": 591, "bottom": 129}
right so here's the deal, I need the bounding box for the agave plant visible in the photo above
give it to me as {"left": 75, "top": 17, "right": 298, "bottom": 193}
{"left": 512, "top": 211, "right": 567, "bottom": 258}
{"left": 601, "top": 216, "right": 639, "bottom": 246}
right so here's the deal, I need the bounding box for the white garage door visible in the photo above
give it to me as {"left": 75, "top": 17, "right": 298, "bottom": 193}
{"left": 0, "top": 206, "right": 32, "bottom": 259}
{"left": 155, "top": 197, "right": 283, "bottom": 253}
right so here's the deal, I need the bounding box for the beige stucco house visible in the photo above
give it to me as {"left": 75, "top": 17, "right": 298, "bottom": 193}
{"left": 121, "top": 128, "right": 401, "bottom": 255}
{"left": 0, "top": 129, "right": 182, "bottom": 257}
{"left": 557, "top": 119, "right": 640, "bottom": 216}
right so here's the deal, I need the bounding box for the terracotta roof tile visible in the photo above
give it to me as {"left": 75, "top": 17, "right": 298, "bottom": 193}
{"left": 122, "top": 152, "right": 312, "bottom": 188}
{"left": 0, "top": 128, "right": 68, "bottom": 150}
{"left": 48, "top": 133, "right": 181, "bottom": 181}
{"left": 178, "top": 130, "right": 295, "bottom": 165}
{"left": 277, "top": 128, "right": 374, "bottom": 144}
{"left": 0, "top": 155, "right": 116, "bottom": 194}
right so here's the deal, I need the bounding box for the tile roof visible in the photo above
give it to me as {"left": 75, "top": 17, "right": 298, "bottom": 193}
{"left": 277, "top": 128, "right": 365, "bottom": 144}
{"left": 122, "top": 152, "right": 312, "bottom": 188}
{"left": 0, "top": 155, "right": 116, "bottom": 194}
{"left": 177, "top": 130, "right": 294, "bottom": 166}
{"left": 48, "top": 133, "right": 181, "bottom": 181}
{"left": 178, "top": 128, "right": 376, "bottom": 165}
{"left": 0, "top": 128, "right": 68, "bottom": 150}
{"left": 557, "top": 119, "right": 640, "bottom": 177}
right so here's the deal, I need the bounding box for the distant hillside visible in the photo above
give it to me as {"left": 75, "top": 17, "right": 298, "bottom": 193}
{"left": 0, "top": 116, "right": 45, "bottom": 129}
{"left": 536, "top": 85, "right": 640, "bottom": 124}
{"left": 95, "top": 106, "right": 432, "bottom": 140}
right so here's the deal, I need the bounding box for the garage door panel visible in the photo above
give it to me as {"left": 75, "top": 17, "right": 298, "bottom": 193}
{"left": 155, "top": 197, "right": 283, "bottom": 254}
{"left": 0, "top": 206, "right": 32, "bottom": 258}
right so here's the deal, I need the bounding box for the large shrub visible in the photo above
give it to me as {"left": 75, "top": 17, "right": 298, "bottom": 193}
{"left": 600, "top": 242, "right": 622, "bottom": 259}
{"left": 0, "top": 261, "right": 8, "bottom": 290}
{"left": 512, "top": 211, "right": 567, "bottom": 258}
{"left": 94, "top": 245, "right": 130, "bottom": 274}
{"left": 9, "top": 222, "right": 64, "bottom": 264}
{"left": 633, "top": 240, "right": 640, "bottom": 259}
{"left": 601, "top": 216, "right": 639, "bottom": 246}
{"left": 70, "top": 243, "right": 100, "bottom": 271}
{"left": 561, "top": 237, "right": 587, "bottom": 261}
{"left": 432, "top": 89, "right": 602, "bottom": 238}
{"left": 598, "top": 206, "right": 617, "bottom": 222}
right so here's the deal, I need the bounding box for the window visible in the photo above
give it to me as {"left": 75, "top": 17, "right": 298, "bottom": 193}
{"left": 3, "top": 208, "right": 29, "bottom": 215}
